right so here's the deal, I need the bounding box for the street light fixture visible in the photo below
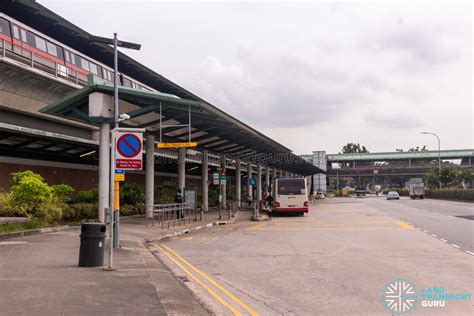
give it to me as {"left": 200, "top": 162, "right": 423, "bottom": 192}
{"left": 421, "top": 131, "right": 441, "bottom": 189}
{"left": 90, "top": 34, "right": 141, "bottom": 271}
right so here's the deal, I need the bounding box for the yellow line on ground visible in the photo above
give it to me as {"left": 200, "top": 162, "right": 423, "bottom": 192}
{"left": 395, "top": 221, "right": 414, "bottom": 230}
{"left": 246, "top": 222, "right": 269, "bottom": 231}
{"left": 153, "top": 244, "right": 243, "bottom": 316}
{"left": 257, "top": 227, "right": 407, "bottom": 231}
{"left": 161, "top": 244, "right": 259, "bottom": 316}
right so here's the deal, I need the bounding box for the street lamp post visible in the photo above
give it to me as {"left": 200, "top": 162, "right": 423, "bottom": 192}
{"left": 90, "top": 34, "right": 141, "bottom": 270}
{"left": 421, "top": 131, "right": 441, "bottom": 189}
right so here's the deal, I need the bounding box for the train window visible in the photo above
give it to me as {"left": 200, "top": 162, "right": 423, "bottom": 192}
{"left": 46, "top": 42, "right": 57, "bottom": 57}
{"left": 20, "top": 29, "right": 27, "bottom": 43}
{"left": 70, "top": 53, "right": 76, "bottom": 65}
{"left": 12, "top": 25, "right": 19, "bottom": 39}
{"left": 64, "top": 51, "right": 70, "bottom": 63}
{"left": 0, "top": 18, "right": 10, "bottom": 36}
{"left": 35, "top": 36, "right": 47, "bottom": 52}
{"left": 89, "top": 63, "right": 98, "bottom": 75}
{"left": 80, "top": 58, "right": 90, "bottom": 71}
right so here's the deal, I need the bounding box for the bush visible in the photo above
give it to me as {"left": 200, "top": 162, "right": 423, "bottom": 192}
{"left": 51, "top": 184, "right": 74, "bottom": 202}
{"left": 31, "top": 196, "right": 63, "bottom": 224}
{"left": 76, "top": 188, "right": 99, "bottom": 203}
{"left": 10, "top": 171, "right": 52, "bottom": 210}
{"left": 120, "top": 203, "right": 145, "bottom": 216}
{"left": 425, "top": 189, "right": 474, "bottom": 202}
{"left": 154, "top": 180, "right": 177, "bottom": 204}
{"left": 70, "top": 203, "right": 98, "bottom": 220}
{"left": 208, "top": 185, "right": 219, "bottom": 206}
{"left": 0, "top": 192, "right": 27, "bottom": 217}
{"left": 120, "top": 182, "right": 144, "bottom": 205}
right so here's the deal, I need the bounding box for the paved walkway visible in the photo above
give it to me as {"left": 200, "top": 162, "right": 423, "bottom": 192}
{"left": 0, "top": 209, "right": 235, "bottom": 315}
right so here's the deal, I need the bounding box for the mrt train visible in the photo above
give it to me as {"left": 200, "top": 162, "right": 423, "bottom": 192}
{"left": 0, "top": 13, "right": 153, "bottom": 90}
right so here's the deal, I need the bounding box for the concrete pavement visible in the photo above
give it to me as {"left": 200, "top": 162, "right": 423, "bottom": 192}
{"left": 157, "top": 198, "right": 474, "bottom": 315}
{"left": 0, "top": 214, "right": 226, "bottom": 315}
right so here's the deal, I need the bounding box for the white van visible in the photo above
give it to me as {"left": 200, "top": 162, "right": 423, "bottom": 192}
{"left": 271, "top": 178, "right": 309, "bottom": 215}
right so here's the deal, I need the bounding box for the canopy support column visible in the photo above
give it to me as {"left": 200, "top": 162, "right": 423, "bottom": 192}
{"left": 235, "top": 159, "right": 241, "bottom": 207}
{"left": 202, "top": 150, "right": 209, "bottom": 212}
{"left": 98, "top": 122, "right": 110, "bottom": 223}
{"left": 145, "top": 134, "right": 154, "bottom": 219}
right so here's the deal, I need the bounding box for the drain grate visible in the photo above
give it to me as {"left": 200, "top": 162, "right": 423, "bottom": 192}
{"left": 455, "top": 215, "right": 474, "bottom": 220}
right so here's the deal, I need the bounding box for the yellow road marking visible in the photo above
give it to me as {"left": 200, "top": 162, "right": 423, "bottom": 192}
{"left": 161, "top": 244, "right": 259, "bottom": 316}
{"left": 255, "top": 227, "right": 408, "bottom": 231}
{"left": 153, "top": 244, "right": 243, "bottom": 316}
{"left": 395, "top": 221, "right": 414, "bottom": 230}
{"left": 246, "top": 222, "right": 269, "bottom": 231}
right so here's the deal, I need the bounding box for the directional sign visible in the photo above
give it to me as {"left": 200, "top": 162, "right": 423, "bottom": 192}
{"left": 115, "top": 132, "right": 143, "bottom": 170}
{"left": 157, "top": 142, "right": 198, "bottom": 149}
{"left": 212, "top": 172, "right": 219, "bottom": 185}
{"left": 249, "top": 177, "right": 257, "bottom": 186}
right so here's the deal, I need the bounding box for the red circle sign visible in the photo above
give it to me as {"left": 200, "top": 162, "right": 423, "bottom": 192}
{"left": 116, "top": 134, "right": 142, "bottom": 158}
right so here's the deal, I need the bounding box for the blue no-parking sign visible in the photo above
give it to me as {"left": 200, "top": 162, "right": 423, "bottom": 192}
{"left": 115, "top": 132, "right": 143, "bottom": 170}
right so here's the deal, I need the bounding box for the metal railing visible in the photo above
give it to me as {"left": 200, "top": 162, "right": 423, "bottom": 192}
{"left": 1, "top": 38, "right": 87, "bottom": 86}
{"left": 146, "top": 202, "right": 198, "bottom": 229}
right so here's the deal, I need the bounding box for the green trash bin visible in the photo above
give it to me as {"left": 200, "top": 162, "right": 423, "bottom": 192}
{"left": 78, "top": 223, "right": 106, "bottom": 267}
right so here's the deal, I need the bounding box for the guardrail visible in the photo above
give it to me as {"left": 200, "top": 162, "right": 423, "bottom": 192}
{"left": 1, "top": 38, "right": 87, "bottom": 86}
{"left": 146, "top": 202, "right": 198, "bottom": 229}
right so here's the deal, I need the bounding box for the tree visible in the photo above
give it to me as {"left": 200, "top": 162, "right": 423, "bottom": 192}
{"left": 396, "top": 146, "right": 428, "bottom": 152}
{"left": 341, "top": 143, "right": 369, "bottom": 154}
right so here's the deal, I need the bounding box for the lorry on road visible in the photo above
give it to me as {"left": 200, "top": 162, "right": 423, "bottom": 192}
{"left": 409, "top": 178, "right": 425, "bottom": 199}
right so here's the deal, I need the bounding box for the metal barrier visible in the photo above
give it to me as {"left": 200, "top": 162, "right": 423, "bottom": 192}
{"left": 147, "top": 203, "right": 197, "bottom": 229}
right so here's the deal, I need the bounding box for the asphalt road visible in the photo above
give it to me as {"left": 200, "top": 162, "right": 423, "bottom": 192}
{"left": 155, "top": 198, "right": 474, "bottom": 315}
{"left": 366, "top": 196, "right": 474, "bottom": 253}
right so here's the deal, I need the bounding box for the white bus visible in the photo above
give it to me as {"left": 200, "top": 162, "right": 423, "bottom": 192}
{"left": 271, "top": 178, "right": 309, "bottom": 215}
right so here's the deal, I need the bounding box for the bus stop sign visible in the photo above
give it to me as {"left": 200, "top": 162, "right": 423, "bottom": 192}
{"left": 115, "top": 132, "right": 143, "bottom": 170}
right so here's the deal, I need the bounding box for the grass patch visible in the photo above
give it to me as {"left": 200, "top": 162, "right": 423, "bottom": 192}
{"left": 0, "top": 218, "right": 49, "bottom": 234}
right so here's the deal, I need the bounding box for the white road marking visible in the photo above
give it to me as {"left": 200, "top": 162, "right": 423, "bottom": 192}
{"left": 423, "top": 230, "right": 429, "bottom": 233}
{"left": 440, "top": 238, "right": 448, "bottom": 243}
{"left": 431, "top": 234, "right": 437, "bottom": 238}
{"left": 0, "top": 241, "right": 28, "bottom": 245}
{"left": 466, "top": 251, "right": 474, "bottom": 256}
{"left": 451, "top": 244, "right": 461, "bottom": 249}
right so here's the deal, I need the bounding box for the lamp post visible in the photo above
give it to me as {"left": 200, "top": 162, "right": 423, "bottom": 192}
{"left": 90, "top": 34, "right": 141, "bottom": 270}
{"left": 421, "top": 131, "right": 441, "bottom": 189}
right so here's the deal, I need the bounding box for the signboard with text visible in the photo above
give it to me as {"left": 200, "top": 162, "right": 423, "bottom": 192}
{"left": 115, "top": 132, "right": 143, "bottom": 170}
{"left": 157, "top": 142, "right": 198, "bottom": 149}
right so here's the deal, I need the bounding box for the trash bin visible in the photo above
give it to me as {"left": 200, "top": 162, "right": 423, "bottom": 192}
{"left": 78, "top": 223, "right": 106, "bottom": 267}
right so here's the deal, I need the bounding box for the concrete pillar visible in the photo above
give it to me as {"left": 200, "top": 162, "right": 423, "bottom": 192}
{"left": 265, "top": 167, "right": 270, "bottom": 192}
{"left": 273, "top": 168, "right": 277, "bottom": 180}
{"left": 408, "top": 158, "right": 411, "bottom": 168}
{"left": 279, "top": 169, "right": 283, "bottom": 178}
{"left": 247, "top": 162, "right": 253, "bottom": 200}
{"left": 145, "top": 134, "right": 155, "bottom": 219}
{"left": 178, "top": 148, "right": 186, "bottom": 190}
{"left": 256, "top": 164, "right": 262, "bottom": 202}
{"left": 202, "top": 150, "right": 208, "bottom": 212}
{"left": 221, "top": 156, "right": 227, "bottom": 210}
{"left": 235, "top": 159, "right": 241, "bottom": 207}
{"left": 98, "top": 123, "right": 110, "bottom": 223}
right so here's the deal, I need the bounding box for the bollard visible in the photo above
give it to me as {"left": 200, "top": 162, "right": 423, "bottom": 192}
{"left": 78, "top": 223, "right": 106, "bottom": 267}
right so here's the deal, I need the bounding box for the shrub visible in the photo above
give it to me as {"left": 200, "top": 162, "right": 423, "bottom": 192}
{"left": 425, "top": 189, "right": 474, "bottom": 202}
{"left": 208, "top": 185, "right": 219, "bottom": 206}
{"left": 32, "top": 196, "right": 63, "bottom": 224}
{"left": 10, "top": 171, "right": 52, "bottom": 210}
{"left": 51, "top": 184, "right": 74, "bottom": 202}
{"left": 0, "top": 191, "right": 27, "bottom": 217}
{"left": 70, "top": 203, "right": 98, "bottom": 220}
{"left": 76, "top": 187, "right": 99, "bottom": 203}
{"left": 154, "top": 180, "right": 177, "bottom": 204}
{"left": 120, "top": 182, "right": 144, "bottom": 205}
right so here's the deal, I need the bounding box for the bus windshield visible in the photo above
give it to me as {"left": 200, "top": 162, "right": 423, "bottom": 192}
{"left": 277, "top": 179, "right": 306, "bottom": 195}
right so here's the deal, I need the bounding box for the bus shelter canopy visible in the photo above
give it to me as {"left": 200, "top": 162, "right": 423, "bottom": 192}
{"left": 40, "top": 80, "right": 324, "bottom": 176}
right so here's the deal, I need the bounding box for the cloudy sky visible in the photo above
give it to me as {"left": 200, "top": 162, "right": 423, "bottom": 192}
{"left": 40, "top": 0, "right": 473, "bottom": 154}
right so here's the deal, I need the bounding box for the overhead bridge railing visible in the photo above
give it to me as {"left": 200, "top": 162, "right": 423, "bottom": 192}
{"left": 146, "top": 203, "right": 199, "bottom": 229}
